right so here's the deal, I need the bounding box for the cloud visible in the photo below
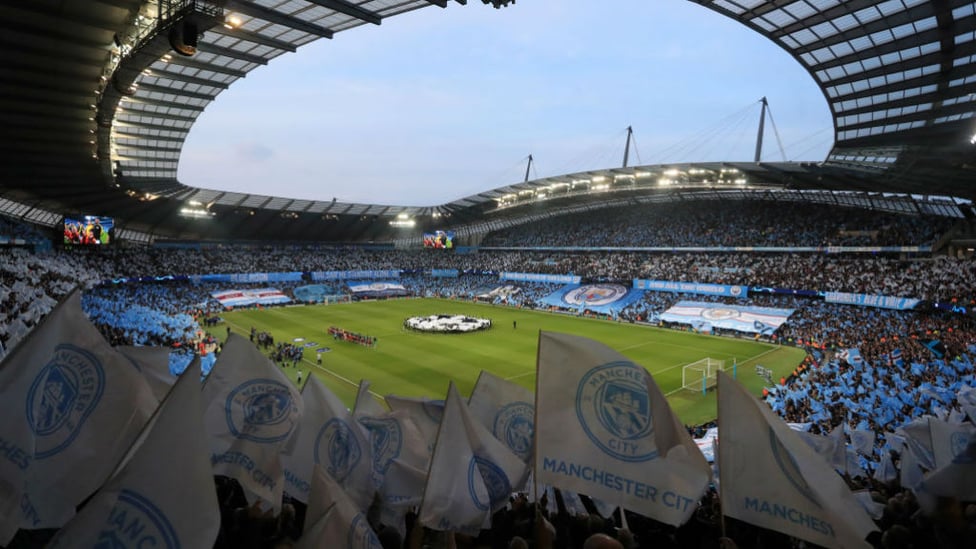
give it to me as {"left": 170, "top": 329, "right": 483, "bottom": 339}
{"left": 235, "top": 142, "right": 275, "bottom": 162}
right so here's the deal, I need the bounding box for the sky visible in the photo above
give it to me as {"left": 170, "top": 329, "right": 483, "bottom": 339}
{"left": 178, "top": 0, "right": 836, "bottom": 207}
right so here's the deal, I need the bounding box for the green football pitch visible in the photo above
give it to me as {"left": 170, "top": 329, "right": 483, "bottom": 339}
{"left": 219, "top": 299, "right": 805, "bottom": 426}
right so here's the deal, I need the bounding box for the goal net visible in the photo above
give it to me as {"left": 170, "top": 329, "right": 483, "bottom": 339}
{"left": 681, "top": 358, "right": 725, "bottom": 394}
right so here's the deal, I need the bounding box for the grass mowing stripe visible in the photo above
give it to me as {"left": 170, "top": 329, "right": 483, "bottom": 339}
{"left": 219, "top": 298, "right": 806, "bottom": 425}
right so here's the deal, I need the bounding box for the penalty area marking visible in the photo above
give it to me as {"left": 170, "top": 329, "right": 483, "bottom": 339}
{"left": 663, "top": 346, "right": 784, "bottom": 396}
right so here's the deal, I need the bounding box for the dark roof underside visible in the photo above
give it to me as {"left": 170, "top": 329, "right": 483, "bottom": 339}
{"left": 0, "top": 0, "right": 973, "bottom": 243}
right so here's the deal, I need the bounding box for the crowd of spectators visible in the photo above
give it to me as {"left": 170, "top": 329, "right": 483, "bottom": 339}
{"left": 482, "top": 201, "right": 954, "bottom": 248}
{"left": 0, "top": 204, "right": 975, "bottom": 548}
{"left": 38, "top": 246, "right": 973, "bottom": 304}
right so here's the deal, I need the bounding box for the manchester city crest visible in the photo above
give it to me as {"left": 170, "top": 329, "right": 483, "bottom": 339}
{"left": 493, "top": 402, "right": 534, "bottom": 461}
{"left": 769, "top": 428, "right": 820, "bottom": 507}
{"left": 467, "top": 456, "right": 511, "bottom": 512}
{"left": 950, "top": 431, "right": 971, "bottom": 460}
{"left": 95, "top": 490, "right": 179, "bottom": 549}
{"left": 314, "top": 418, "right": 363, "bottom": 482}
{"left": 701, "top": 307, "right": 740, "bottom": 321}
{"left": 358, "top": 416, "right": 403, "bottom": 482}
{"left": 225, "top": 379, "right": 298, "bottom": 443}
{"left": 26, "top": 344, "right": 106, "bottom": 459}
{"left": 951, "top": 434, "right": 976, "bottom": 464}
{"left": 576, "top": 362, "right": 656, "bottom": 462}
{"left": 564, "top": 284, "right": 628, "bottom": 307}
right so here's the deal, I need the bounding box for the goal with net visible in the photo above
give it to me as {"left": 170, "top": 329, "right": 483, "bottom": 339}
{"left": 681, "top": 358, "right": 726, "bottom": 395}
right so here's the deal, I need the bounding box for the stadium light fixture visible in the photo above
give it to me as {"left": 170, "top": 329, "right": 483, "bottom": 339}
{"left": 224, "top": 14, "right": 242, "bottom": 29}
{"left": 591, "top": 176, "right": 607, "bottom": 183}
{"left": 389, "top": 219, "right": 415, "bottom": 227}
{"left": 970, "top": 132, "right": 976, "bottom": 145}
{"left": 180, "top": 207, "right": 214, "bottom": 218}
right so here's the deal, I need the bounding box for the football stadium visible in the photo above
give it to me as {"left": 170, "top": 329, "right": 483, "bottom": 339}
{"left": 1, "top": 1, "right": 975, "bottom": 548}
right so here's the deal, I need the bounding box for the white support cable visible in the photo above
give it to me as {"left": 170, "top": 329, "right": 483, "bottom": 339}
{"left": 763, "top": 105, "right": 788, "bottom": 162}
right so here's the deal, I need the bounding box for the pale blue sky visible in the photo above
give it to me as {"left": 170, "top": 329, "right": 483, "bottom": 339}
{"left": 179, "top": 0, "right": 835, "bottom": 206}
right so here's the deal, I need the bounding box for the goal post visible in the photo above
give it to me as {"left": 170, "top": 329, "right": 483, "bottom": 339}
{"left": 681, "top": 358, "right": 726, "bottom": 395}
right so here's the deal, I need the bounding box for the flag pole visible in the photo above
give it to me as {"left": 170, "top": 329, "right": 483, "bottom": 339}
{"left": 532, "top": 330, "right": 542, "bottom": 505}
{"left": 416, "top": 381, "right": 452, "bottom": 534}
{"left": 715, "top": 414, "right": 727, "bottom": 541}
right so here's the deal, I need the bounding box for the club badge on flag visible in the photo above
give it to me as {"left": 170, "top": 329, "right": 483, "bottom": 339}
{"left": 0, "top": 290, "right": 158, "bottom": 541}
{"left": 928, "top": 417, "right": 975, "bottom": 470}
{"left": 534, "top": 331, "right": 710, "bottom": 527}
{"left": 385, "top": 394, "right": 445, "bottom": 454}
{"left": 281, "top": 376, "right": 373, "bottom": 508}
{"left": 419, "top": 383, "right": 527, "bottom": 535}
{"left": 48, "top": 360, "right": 220, "bottom": 549}
{"left": 204, "top": 334, "right": 303, "bottom": 511}
{"left": 717, "top": 371, "right": 876, "bottom": 548}
{"left": 468, "top": 370, "right": 535, "bottom": 463}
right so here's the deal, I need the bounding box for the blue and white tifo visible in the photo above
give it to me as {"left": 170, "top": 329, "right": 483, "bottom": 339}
{"left": 659, "top": 301, "right": 795, "bottom": 335}
{"left": 210, "top": 288, "right": 291, "bottom": 307}
{"left": 346, "top": 281, "right": 408, "bottom": 298}
{"left": 540, "top": 284, "right": 644, "bottom": 315}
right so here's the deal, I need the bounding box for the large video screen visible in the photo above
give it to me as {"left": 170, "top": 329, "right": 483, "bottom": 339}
{"left": 64, "top": 215, "right": 113, "bottom": 246}
{"left": 423, "top": 230, "right": 454, "bottom": 249}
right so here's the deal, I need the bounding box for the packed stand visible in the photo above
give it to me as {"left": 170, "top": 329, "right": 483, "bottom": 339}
{"left": 482, "top": 201, "right": 953, "bottom": 248}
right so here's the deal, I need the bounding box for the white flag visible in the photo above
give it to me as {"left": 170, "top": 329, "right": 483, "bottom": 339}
{"left": 296, "top": 465, "right": 381, "bottom": 549}
{"left": 798, "top": 429, "right": 846, "bottom": 472}
{"left": 846, "top": 447, "right": 865, "bottom": 478}
{"left": 468, "top": 370, "right": 535, "bottom": 462}
{"left": 357, "top": 408, "right": 432, "bottom": 525}
{"left": 717, "top": 371, "right": 875, "bottom": 549}
{"left": 874, "top": 452, "right": 897, "bottom": 482}
{"left": 385, "top": 393, "right": 445, "bottom": 454}
{"left": 420, "top": 383, "right": 526, "bottom": 535}
{"left": 354, "top": 380, "right": 387, "bottom": 417}
{"left": 534, "top": 332, "right": 709, "bottom": 527}
{"left": 957, "top": 385, "right": 976, "bottom": 423}
{"left": 922, "top": 436, "right": 976, "bottom": 500}
{"left": 0, "top": 291, "right": 157, "bottom": 540}
{"left": 900, "top": 442, "right": 924, "bottom": 491}
{"left": 896, "top": 416, "right": 936, "bottom": 470}
{"left": 48, "top": 360, "right": 220, "bottom": 548}
{"left": 203, "top": 334, "right": 303, "bottom": 511}
{"left": 117, "top": 345, "right": 175, "bottom": 402}
{"left": 281, "top": 376, "right": 373, "bottom": 509}
{"left": 928, "top": 417, "right": 974, "bottom": 469}
{"left": 851, "top": 429, "right": 875, "bottom": 456}
{"left": 458, "top": 384, "right": 528, "bottom": 515}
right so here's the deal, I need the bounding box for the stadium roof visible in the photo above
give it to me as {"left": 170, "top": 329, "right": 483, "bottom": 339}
{"left": 0, "top": 0, "right": 973, "bottom": 242}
